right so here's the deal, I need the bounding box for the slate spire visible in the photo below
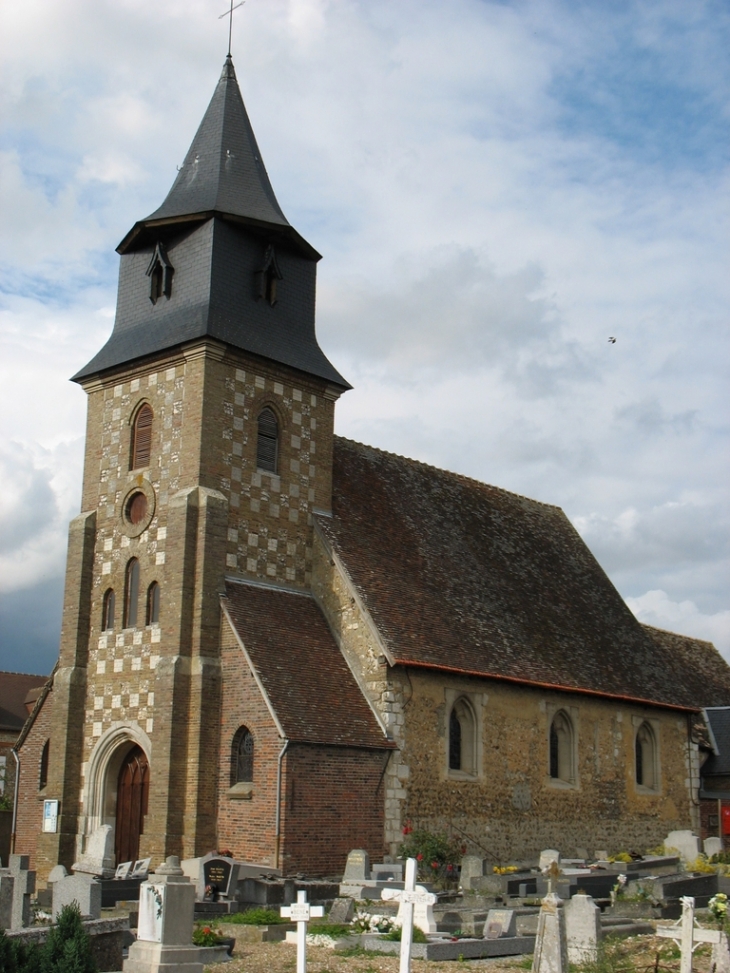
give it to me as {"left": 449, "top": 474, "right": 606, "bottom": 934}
{"left": 145, "top": 55, "right": 289, "bottom": 229}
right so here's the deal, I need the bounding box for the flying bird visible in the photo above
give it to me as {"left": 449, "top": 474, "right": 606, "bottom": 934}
{"left": 608, "top": 337, "right": 616, "bottom": 343}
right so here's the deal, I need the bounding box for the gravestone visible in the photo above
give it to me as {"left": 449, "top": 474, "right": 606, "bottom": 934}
{"left": 594, "top": 850, "right": 609, "bottom": 861}
{"left": 73, "top": 824, "right": 115, "bottom": 878}
{"left": 343, "top": 849, "right": 370, "bottom": 883}
{"left": 484, "top": 909, "right": 517, "bottom": 939}
{"left": 130, "top": 858, "right": 151, "bottom": 879}
{"left": 382, "top": 859, "right": 438, "bottom": 973}
{"left": 8, "top": 855, "right": 35, "bottom": 929}
{"left": 328, "top": 897, "right": 355, "bottom": 924}
{"left": 123, "top": 856, "right": 203, "bottom": 973}
{"left": 704, "top": 837, "right": 723, "bottom": 858}
{"left": 539, "top": 850, "right": 560, "bottom": 871}
{"left": 48, "top": 864, "right": 67, "bottom": 885}
{"left": 281, "top": 889, "right": 325, "bottom": 973}
{"left": 711, "top": 931, "right": 730, "bottom": 973}
{"left": 656, "top": 895, "right": 721, "bottom": 973}
{"left": 532, "top": 892, "right": 568, "bottom": 973}
{"left": 116, "top": 861, "right": 134, "bottom": 879}
{"left": 0, "top": 874, "right": 13, "bottom": 929}
{"left": 460, "top": 856, "right": 484, "bottom": 891}
{"left": 396, "top": 885, "right": 437, "bottom": 935}
{"left": 564, "top": 893, "right": 601, "bottom": 965}
{"left": 202, "top": 856, "right": 237, "bottom": 900}
{"left": 53, "top": 873, "right": 102, "bottom": 920}
{"left": 665, "top": 830, "right": 700, "bottom": 866}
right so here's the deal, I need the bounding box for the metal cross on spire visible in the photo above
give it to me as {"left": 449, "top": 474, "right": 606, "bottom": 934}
{"left": 219, "top": 0, "right": 245, "bottom": 57}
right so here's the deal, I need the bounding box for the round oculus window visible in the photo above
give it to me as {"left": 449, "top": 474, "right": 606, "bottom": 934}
{"left": 126, "top": 491, "right": 148, "bottom": 525}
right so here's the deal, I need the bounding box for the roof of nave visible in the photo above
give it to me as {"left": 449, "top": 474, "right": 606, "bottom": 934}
{"left": 316, "top": 437, "right": 730, "bottom": 712}
{"left": 222, "top": 580, "right": 393, "bottom": 749}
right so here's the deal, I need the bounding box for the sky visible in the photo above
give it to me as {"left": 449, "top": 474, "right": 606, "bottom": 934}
{"left": 0, "top": 0, "right": 728, "bottom": 676}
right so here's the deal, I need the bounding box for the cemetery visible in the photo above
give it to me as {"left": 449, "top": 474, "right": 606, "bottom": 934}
{"left": 3, "top": 829, "right": 730, "bottom": 972}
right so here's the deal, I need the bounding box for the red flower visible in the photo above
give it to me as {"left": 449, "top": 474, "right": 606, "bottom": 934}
{"left": 402, "top": 820, "right": 413, "bottom": 835}
{"left": 431, "top": 861, "right": 439, "bottom": 869}
{"left": 416, "top": 853, "right": 423, "bottom": 861}
{"left": 203, "top": 926, "right": 211, "bottom": 934}
{"left": 447, "top": 864, "right": 453, "bottom": 871}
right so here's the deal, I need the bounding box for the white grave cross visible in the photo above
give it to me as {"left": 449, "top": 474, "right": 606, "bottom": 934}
{"left": 281, "top": 889, "right": 324, "bottom": 973}
{"left": 381, "top": 858, "right": 437, "bottom": 973}
{"left": 656, "top": 896, "right": 721, "bottom": 973}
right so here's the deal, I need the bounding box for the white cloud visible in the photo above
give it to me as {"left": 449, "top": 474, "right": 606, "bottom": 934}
{"left": 627, "top": 590, "right": 730, "bottom": 659}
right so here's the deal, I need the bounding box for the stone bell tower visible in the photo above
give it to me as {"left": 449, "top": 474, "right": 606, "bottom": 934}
{"left": 36, "top": 56, "right": 349, "bottom": 877}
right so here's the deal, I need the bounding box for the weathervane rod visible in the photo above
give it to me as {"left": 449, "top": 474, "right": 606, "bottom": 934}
{"left": 219, "top": 0, "right": 245, "bottom": 58}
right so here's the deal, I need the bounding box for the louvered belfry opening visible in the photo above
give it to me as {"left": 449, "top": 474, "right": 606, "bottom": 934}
{"left": 131, "top": 404, "right": 153, "bottom": 469}
{"left": 115, "top": 745, "right": 150, "bottom": 864}
{"left": 256, "top": 408, "right": 278, "bottom": 473}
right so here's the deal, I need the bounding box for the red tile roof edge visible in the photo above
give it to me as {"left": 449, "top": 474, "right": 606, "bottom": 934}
{"left": 396, "top": 659, "right": 698, "bottom": 713}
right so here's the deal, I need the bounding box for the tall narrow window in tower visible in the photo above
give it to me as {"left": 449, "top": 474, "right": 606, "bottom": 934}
{"left": 102, "top": 588, "right": 115, "bottom": 631}
{"left": 255, "top": 244, "right": 283, "bottom": 306}
{"left": 147, "top": 581, "right": 160, "bottom": 625}
{"left": 146, "top": 241, "right": 174, "bottom": 304}
{"left": 549, "top": 710, "right": 575, "bottom": 783}
{"left": 124, "top": 558, "right": 140, "bottom": 628}
{"left": 448, "top": 697, "right": 477, "bottom": 775}
{"left": 231, "top": 727, "right": 254, "bottom": 785}
{"left": 130, "top": 404, "right": 153, "bottom": 470}
{"left": 257, "top": 408, "right": 278, "bottom": 473}
{"left": 39, "top": 740, "right": 50, "bottom": 790}
{"left": 635, "top": 722, "right": 657, "bottom": 789}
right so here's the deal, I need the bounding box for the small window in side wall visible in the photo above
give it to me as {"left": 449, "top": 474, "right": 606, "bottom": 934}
{"left": 146, "top": 241, "right": 174, "bottom": 304}
{"left": 549, "top": 710, "right": 575, "bottom": 783}
{"left": 102, "top": 588, "right": 116, "bottom": 631}
{"left": 256, "top": 408, "right": 278, "bottom": 473}
{"left": 255, "top": 245, "right": 283, "bottom": 307}
{"left": 124, "top": 558, "right": 140, "bottom": 628}
{"left": 131, "top": 404, "right": 153, "bottom": 470}
{"left": 231, "top": 727, "right": 254, "bottom": 785}
{"left": 147, "top": 582, "right": 160, "bottom": 625}
{"left": 39, "top": 740, "right": 50, "bottom": 790}
{"left": 635, "top": 722, "right": 658, "bottom": 789}
{"left": 448, "top": 697, "right": 477, "bottom": 775}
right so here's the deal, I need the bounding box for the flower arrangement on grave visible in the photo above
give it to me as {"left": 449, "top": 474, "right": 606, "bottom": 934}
{"left": 689, "top": 854, "right": 717, "bottom": 874}
{"left": 493, "top": 865, "right": 519, "bottom": 875}
{"left": 192, "top": 923, "right": 223, "bottom": 947}
{"left": 352, "top": 911, "right": 397, "bottom": 934}
{"left": 709, "top": 893, "right": 729, "bottom": 928}
{"left": 610, "top": 873, "right": 627, "bottom": 905}
{"left": 398, "top": 827, "right": 462, "bottom": 887}
{"left": 607, "top": 851, "right": 633, "bottom": 863}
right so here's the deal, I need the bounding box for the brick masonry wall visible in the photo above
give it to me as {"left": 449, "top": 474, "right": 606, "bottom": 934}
{"left": 280, "top": 743, "right": 386, "bottom": 878}
{"left": 700, "top": 796, "right": 730, "bottom": 846}
{"left": 15, "top": 690, "right": 52, "bottom": 871}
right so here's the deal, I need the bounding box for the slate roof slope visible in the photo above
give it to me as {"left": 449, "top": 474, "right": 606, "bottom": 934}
{"left": 118, "top": 56, "right": 314, "bottom": 257}
{"left": 0, "top": 672, "right": 48, "bottom": 734}
{"left": 700, "top": 707, "right": 730, "bottom": 776}
{"left": 642, "top": 627, "right": 730, "bottom": 709}
{"left": 223, "top": 580, "right": 392, "bottom": 749}
{"left": 317, "top": 438, "right": 730, "bottom": 711}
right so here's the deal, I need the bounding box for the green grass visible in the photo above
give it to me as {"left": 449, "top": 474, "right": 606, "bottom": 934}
{"left": 224, "top": 908, "right": 286, "bottom": 925}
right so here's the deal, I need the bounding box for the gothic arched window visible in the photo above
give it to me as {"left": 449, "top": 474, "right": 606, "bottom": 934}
{"left": 102, "top": 588, "right": 115, "bottom": 632}
{"left": 124, "top": 558, "right": 140, "bottom": 628}
{"left": 549, "top": 710, "right": 575, "bottom": 783}
{"left": 448, "top": 697, "right": 477, "bottom": 775}
{"left": 147, "top": 582, "right": 160, "bottom": 625}
{"left": 256, "top": 408, "right": 278, "bottom": 473}
{"left": 635, "top": 722, "right": 658, "bottom": 789}
{"left": 231, "top": 727, "right": 254, "bottom": 786}
{"left": 130, "top": 404, "right": 153, "bottom": 470}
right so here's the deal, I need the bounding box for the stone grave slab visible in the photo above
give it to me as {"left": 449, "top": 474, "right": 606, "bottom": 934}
{"left": 116, "top": 861, "right": 134, "bottom": 879}
{"left": 665, "top": 831, "right": 701, "bottom": 865}
{"left": 460, "top": 856, "right": 484, "bottom": 891}
{"left": 328, "top": 897, "right": 354, "bottom": 924}
{"left": 655, "top": 872, "right": 718, "bottom": 904}
{"left": 0, "top": 875, "right": 14, "bottom": 929}
{"left": 343, "top": 849, "right": 370, "bottom": 883}
{"left": 53, "top": 873, "right": 102, "bottom": 920}
{"left": 360, "top": 934, "right": 536, "bottom": 960}
{"left": 130, "top": 858, "right": 151, "bottom": 879}
{"left": 539, "top": 850, "right": 560, "bottom": 871}
{"left": 565, "top": 893, "right": 601, "bottom": 965}
{"left": 8, "top": 855, "right": 35, "bottom": 929}
{"left": 203, "top": 856, "right": 238, "bottom": 900}
{"left": 485, "top": 908, "right": 517, "bottom": 938}
{"left": 705, "top": 837, "right": 723, "bottom": 858}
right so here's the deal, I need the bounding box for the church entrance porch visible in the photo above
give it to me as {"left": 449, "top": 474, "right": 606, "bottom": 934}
{"left": 115, "top": 745, "right": 150, "bottom": 863}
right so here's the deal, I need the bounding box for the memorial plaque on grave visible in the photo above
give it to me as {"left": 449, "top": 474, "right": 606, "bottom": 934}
{"left": 203, "top": 857, "right": 235, "bottom": 898}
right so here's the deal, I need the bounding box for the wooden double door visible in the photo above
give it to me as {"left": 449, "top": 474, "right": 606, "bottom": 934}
{"left": 115, "top": 745, "right": 149, "bottom": 864}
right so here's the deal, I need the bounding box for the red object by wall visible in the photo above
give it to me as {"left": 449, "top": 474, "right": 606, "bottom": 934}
{"left": 722, "top": 806, "right": 730, "bottom": 835}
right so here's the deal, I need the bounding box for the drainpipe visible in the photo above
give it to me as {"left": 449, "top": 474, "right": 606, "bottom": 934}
{"left": 10, "top": 748, "right": 20, "bottom": 854}
{"left": 274, "top": 738, "right": 289, "bottom": 871}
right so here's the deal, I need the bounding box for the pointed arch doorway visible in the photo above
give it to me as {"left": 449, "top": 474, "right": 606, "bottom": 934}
{"left": 115, "top": 745, "right": 150, "bottom": 863}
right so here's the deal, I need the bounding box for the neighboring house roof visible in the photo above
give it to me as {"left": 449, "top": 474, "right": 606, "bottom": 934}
{"left": 317, "top": 438, "right": 730, "bottom": 712}
{"left": 222, "top": 580, "right": 392, "bottom": 749}
{"left": 702, "top": 707, "right": 730, "bottom": 777}
{"left": 0, "top": 672, "right": 48, "bottom": 735}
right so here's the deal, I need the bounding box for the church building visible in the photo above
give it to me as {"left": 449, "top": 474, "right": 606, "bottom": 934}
{"left": 15, "top": 58, "right": 730, "bottom": 882}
